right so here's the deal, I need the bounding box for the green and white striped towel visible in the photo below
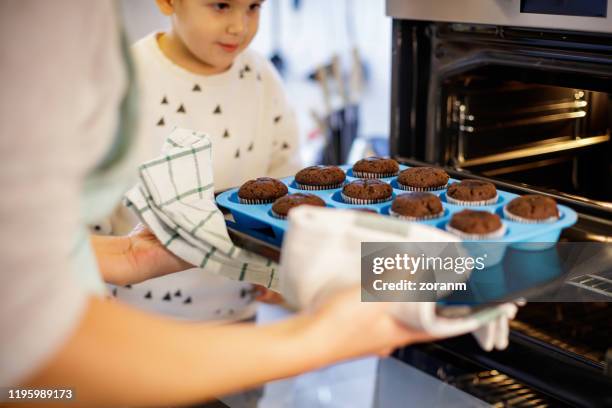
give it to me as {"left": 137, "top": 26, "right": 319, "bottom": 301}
{"left": 125, "top": 128, "right": 279, "bottom": 290}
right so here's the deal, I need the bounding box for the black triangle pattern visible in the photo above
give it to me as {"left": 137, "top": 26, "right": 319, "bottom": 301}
{"left": 163, "top": 292, "right": 171, "bottom": 301}
{"left": 125, "top": 284, "right": 132, "bottom": 289}
{"left": 183, "top": 297, "right": 192, "bottom": 304}
{"left": 244, "top": 64, "right": 251, "bottom": 72}
{"left": 174, "top": 290, "right": 182, "bottom": 297}
{"left": 235, "top": 149, "right": 240, "bottom": 158}
{"left": 223, "top": 129, "right": 230, "bottom": 138}
{"left": 247, "top": 142, "right": 254, "bottom": 152}
{"left": 213, "top": 105, "right": 222, "bottom": 114}
{"left": 157, "top": 117, "right": 165, "bottom": 126}
{"left": 282, "top": 142, "right": 290, "bottom": 150}
{"left": 161, "top": 96, "right": 168, "bottom": 104}
{"left": 177, "top": 104, "right": 186, "bottom": 113}
{"left": 145, "top": 291, "right": 152, "bottom": 299}
{"left": 274, "top": 115, "right": 282, "bottom": 124}
{"left": 193, "top": 84, "right": 201, "bottom": 92}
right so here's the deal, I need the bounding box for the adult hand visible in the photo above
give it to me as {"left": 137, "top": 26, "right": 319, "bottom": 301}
{"left": 125, "top": 223, "right": 193, "bottom": 283}
{"left": 92, "top": 224, "right": 192, "bottom": 286}
{"left": 307, "top": 286, "right": 437, "bottom": 361}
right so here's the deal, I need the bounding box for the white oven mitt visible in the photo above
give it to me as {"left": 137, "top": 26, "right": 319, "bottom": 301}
{"left": 124, "top": 128, "right": 279, "bottom": 289}
{"left": 280, "top": 206, "right": 520, "bottom": 351}
{"left": 393, "top": 300, "right": 518, "bottom": 351}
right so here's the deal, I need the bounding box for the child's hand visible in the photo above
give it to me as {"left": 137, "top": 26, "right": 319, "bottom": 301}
{"left": 252, "top": 285, "right": 285, "bottom": 304}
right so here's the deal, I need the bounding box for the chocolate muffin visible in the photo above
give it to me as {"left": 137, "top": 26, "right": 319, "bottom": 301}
{"left": 238, "top": 177, "right": 288, "bottom": 204}
{"left": 448, "top": 209, "right": 505, "bottom": 238}
{"left": 294, "top": 165, "right": 346, "bottom": 190}
{"left": 446, "top": 179, "right": 498, "bottom": 205}
{"left": 390, "top": 192, "right": 444, "bottom": 220}
{"left": 397, "top": 167, "right": 449, "bottom": 191}
{"left": 352, "top": 157, "right": 399, "bottom": 178}
{"left": 505, "top": 194, "right": 559, "bottom": 222}
{"left": 271, "top": 193, "right": 326, "bottom": 218}
{"left": 341, "top": 179, "right": 393, "bottom": 204}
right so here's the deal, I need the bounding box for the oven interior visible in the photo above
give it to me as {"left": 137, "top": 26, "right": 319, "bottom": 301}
{"left": 391, "top": 22, "right": 612, "bottom": 208}
{"left": 442, "top": 72, "right": 610, "bottom": 202}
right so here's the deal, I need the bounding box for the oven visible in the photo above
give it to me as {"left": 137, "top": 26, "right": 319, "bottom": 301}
{"left": 387, "top": 1, "right": 612, "bottom": 406}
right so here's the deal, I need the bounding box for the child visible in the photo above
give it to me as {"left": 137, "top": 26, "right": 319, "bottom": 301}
{"left": 114, "top": 0, "right": 301, "bottom": 321}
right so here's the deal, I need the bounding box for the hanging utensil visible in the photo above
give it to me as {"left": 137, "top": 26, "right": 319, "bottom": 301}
{"left": 269, "top": 0, "right": 286, "bottom": 76}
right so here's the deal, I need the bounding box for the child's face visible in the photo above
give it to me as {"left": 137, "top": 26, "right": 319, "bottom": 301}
{"left": 163, "top": 0, "right": 263, "bottom": 72}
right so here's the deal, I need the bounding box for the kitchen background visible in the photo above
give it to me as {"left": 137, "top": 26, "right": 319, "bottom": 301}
{"left": 120, "top": 0, "right": 392, "bottom": 165}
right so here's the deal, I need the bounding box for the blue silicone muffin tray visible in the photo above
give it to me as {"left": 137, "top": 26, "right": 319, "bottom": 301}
{"left": 216, "top": 165, "right": 577, "bottom": 251}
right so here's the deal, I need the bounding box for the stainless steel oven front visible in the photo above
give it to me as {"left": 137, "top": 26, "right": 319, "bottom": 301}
{"left": 387, "top": 1, "right": 612, "bottom": 406}
{"left": 388, "top": 0, "right": 612, "bottom": 208}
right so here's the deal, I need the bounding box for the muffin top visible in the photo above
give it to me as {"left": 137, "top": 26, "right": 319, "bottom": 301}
{"left": 449, "top": 209, "right": 503, "bottom": 235}
{"left": 398, "top": 167, "right": 449, "bottom": 189}
{"left": 238, "top": 177, "right": 288, "bottom": 201}
{"left": 342, "top": 179, "right": 393, "bottom": 200}
{"left": 295, "top": 165, "right": 346, "bottom": 186}
{"left": 506, "top": 195, "right": 559, "bottom": 220}
{"left": 447, "top": 179, "right": 497, "bottom": 202}
{"left": 271, "top": 193, "right": 326, "bottom": 216}
{"left": 352, "top": 157, "right": 399, "bottom": 176}
{"left": 391, "top": 192, "right": 443, "bottom": 218}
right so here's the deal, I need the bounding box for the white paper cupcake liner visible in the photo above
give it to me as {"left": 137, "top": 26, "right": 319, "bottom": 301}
{"left": 503, "top": 205, "right": 559, "bottom": 224}
{"left": 389, "top": 208, "right": 445, "bottom": 221}
{"left": 341, "top": 192, "right": 393, "bottom": 205}
{"left": 294, "top": 181, "right": 344, "bottom": 190}
{"left": 446, "top": 194, "right": 499, "bottom": 206}
{"left": 352, "top": 170, "right": 399, "bottom": 179}
{"left": 445, "top": 223, "right": 507, "bottom": 240}
{"left": 270, "top": 209, "right": 287, "bottom": 219}
{"left": 238, "top": 197, "right": 277, "bottom": 205}
{"left": 396, "top": 181, "right": 448, "bottom": 192}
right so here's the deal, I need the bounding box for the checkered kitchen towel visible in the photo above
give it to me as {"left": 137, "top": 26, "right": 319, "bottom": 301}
{"left": 125, "top": 128, "right": 279, "bottom": 290}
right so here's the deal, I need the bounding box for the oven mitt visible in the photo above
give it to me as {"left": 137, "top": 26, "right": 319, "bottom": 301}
{"left": 392, "top": 301, "right": 518, "bottom": 351}
{"left": 471, "top": 303, "right": 518, "bottom": 351}
{"left": 279, "top": 206, "right": 520, "bottom": 351}
{"left": 124, "top": 128, "right": 279, "bottom": 289}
